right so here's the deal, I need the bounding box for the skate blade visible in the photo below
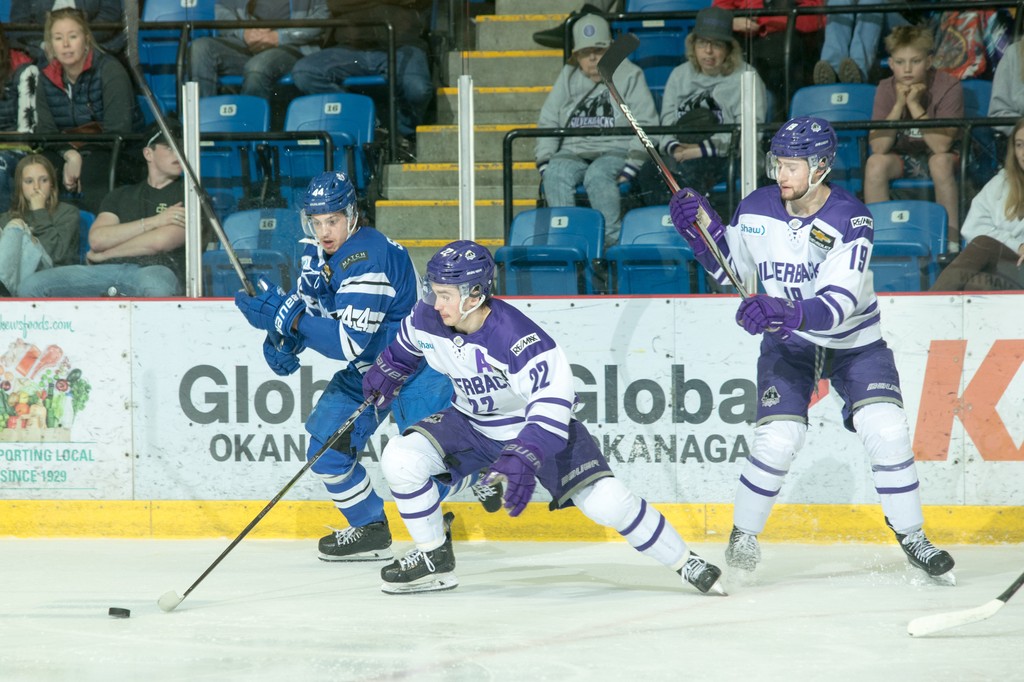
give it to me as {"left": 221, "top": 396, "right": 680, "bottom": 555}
{"left": 927, "top": 569, "right": 957, "bottom": 587}
{"left": 318, "top": 548, "right": 394, "bottom": 562}
{"left": 706, "top": 579, "right": 728, "bottom": 596}
{"left": 381, "top": 573, "right": 459, "bottom": 595}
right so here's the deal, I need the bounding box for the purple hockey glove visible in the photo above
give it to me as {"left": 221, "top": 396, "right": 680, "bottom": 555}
{"left": 482, "top": 440, "right": 541, "bottom": 517}
{"left": 736, "top": 295, "right": 803, "bottom": 337}
{"left": 362, "top": 349, "right": 410, "bottom": 410}
{"left": 263, "top": 334, "right": 299, "bottom": 376}
{"left": 669, "top": 189, "right": 725, "bottom": 257}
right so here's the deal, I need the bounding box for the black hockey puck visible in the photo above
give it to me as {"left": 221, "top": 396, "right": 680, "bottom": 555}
{"left": 108, "top": 607, "right": 130, "bottom": 618}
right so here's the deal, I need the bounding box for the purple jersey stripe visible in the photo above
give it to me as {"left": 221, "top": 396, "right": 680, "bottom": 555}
{"left": 876, "top": 481, "right": 920, "bottom": 495}
{"left": 392, "top": 480, "right": 434, "bottom": 500}
{"left": 871, "top": 457, "right": 916, "bottom": 472}
{"left": 750, "top": 456, "right": 788, "bottom": 477}
{"left": 399, "top": 498, "right": 442, "bottom": 519}
{"left": 621, "top": 499, "right": 648, "bottom": 535}
{"left": 633, "top": 514, "right": 666, "bottom": 552}
{"left": 527, "top": 414, "right": 570, "bottom": 434}
{"left": 740, "top": 474, "right": 781, "bottom": 498}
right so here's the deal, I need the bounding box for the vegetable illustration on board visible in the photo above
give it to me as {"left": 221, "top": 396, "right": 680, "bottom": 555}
{"left": 0, "top": 340, "right": 91, "bottom": 442}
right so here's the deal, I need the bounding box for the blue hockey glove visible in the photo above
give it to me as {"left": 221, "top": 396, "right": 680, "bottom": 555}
{"left": 362, "top": 350, "right": 410, "bottom": 410}
{"left": 669, "top": 188, "right": 725, "bottom": 257}
{"left": 736, "top": 295, "right": 803, "bottom": 337}
{"left": 482, "top": 440, "right": 541, "bottom": 517}
{"left": 263, "top": 334, "right": 299, "bottom": 376}
{"left": 234, "top": 280, "right": 305, "bottom": 339}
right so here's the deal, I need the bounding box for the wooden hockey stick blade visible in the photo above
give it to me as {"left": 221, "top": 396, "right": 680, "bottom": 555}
{"left": 122, "top": 1, "right": 256, "bottom": 296}
{"left": 907, "top": 569, "right": 1024, "bottom": 636}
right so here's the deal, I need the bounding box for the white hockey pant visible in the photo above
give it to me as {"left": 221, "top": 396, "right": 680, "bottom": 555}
{"left": 855, "top": 402, "right": 924, "bottom": 534}
{"left": 573, "top": 477, "right": 689, "bottom": 570}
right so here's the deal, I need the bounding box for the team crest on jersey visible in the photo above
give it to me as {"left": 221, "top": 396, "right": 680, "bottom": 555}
{"left": 340, "top": 251, "right": 368, "bottom": 270}
{"left": 761, "top": 386, "right": 781, "bottom": 407}
{"left": 322, "top": 264, "right": 333, "bottom": 280}
{"left": 452, "top": 336, "right": 464, "bottom": 347}
{"left": 808, "top": 226, "right": 835, "bottom": 251}
{"left": 511, "top": 333, "right": 540, "bottom": 356}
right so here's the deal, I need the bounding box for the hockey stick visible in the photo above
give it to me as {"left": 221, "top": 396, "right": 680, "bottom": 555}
{"left": 907, "top": 568, "right": 1024, "bottom": 637}
{"left": 596, "top": 34, "right": 751, "bottom": 299}
{"left": 157, "top": 396, "right": 375, "bottom": 612}
{"left": 123, "top": 1, "right": 255, "bottom": 297}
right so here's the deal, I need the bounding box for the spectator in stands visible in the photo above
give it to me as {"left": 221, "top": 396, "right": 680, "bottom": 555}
{"left": 18, "top": 120, "right": 185, "bottom": 297}
{"left": 863, "top": 25, "right": 963, "bottom": 251}
{"left": 714, "top": 0, "right": 826, "bottom": 122}
{"left": 0, "top": 154, "right": 79, "bottom": 296}
{"left": 290, "top": 0, "right": 432, "bottom": 159}
{"left": 34, "top": 8, "right": 141, "bottom": 215}
{"left": 813, "top": 0, "right": 887, "bottom": 84}
{"left": 188, "top": 0, "right": 329, "bottom": 100}
{"left": 532, "top": 1, "right": 620, "bottom": 50}
{"left": 989, "top": 38, "right": 1024, "bottom": 135}
{"left": 536, "top": 14, "right": 657, "bottom": 247}
{"left": 10, "top": 0, "right": 126, "bottom": 63}
{"left": 638, "top": 6, "right": 766, "bottom": 205}
{"left": 0, "top": 25, "right": 39, "bottom": 214}
{"left": 930, "top": 117, "right": 1024, "bottom": 292}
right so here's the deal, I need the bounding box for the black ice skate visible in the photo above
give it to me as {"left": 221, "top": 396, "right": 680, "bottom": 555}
{"left": 381, "top": 512, "right": 458, "bottom": 594}
{"left": 680, "top": 552, "right": 727, "bottom": 595}
{"left": 471, "top": 479, "right": 503, "bottom": 513}
{"left": 894, "top": 526, "right": 956, "bottom": 586}
{"left": 724, "top": 526, "right": 761, "bottom": 571}
{"left": 318, "top": 520, "right": 393, "bottom": 562}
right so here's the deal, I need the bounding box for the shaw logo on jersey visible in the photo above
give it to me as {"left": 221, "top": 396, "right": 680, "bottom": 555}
{"left": 510, "top": 333, "right": 540, "bottom": 356}
{"left": 740, "top": 223, "right": 765, "bottom": 236}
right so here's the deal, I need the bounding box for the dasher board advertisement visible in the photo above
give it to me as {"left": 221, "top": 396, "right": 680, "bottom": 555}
{"left": 0, "top": 302, "right": 131, "bottom": 499}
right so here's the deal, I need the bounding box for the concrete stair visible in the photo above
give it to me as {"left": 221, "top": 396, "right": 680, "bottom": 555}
{"left": 375, "top": 2, "right": 582, "bottom": 271}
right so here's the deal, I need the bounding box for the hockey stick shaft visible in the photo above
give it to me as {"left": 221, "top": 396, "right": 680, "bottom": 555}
{"left": 596, "top": 34, "right": 751, "bottom": 299}
{"left": 907, "top": 568, "right": 1024, "bottom": 636}
{"left": 123, "top": 1, "right": 255, "bottom": 297}
{"left": 158, "top": 396, "right": 375, "bottom": 611}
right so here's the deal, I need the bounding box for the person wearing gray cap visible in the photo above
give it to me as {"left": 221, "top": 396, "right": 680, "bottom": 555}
{"left": 535, "top": 14, "right": 658, "bottom": 247}
{"left": 636, "top": 6, "right": 767, "bottom": 205}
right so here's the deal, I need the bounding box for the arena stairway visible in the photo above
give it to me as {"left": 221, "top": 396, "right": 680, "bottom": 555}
{"left": 375, "top": 0, "right": 582, "bottom": 272}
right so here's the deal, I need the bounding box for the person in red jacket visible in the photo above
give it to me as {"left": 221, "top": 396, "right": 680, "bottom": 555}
{"left": 713, "top": 0, "right": 825, "bottom": 121}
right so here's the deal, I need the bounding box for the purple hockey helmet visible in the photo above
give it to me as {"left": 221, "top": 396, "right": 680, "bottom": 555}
{"left": 424, "top": 240, "right": 495, "bottom": 317}
{"left": 766, "top": 116, "right": 837, "bottom": 184}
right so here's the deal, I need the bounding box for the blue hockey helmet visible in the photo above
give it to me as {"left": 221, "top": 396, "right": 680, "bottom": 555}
{"left": 424, "top": 240, "right": 495, "bottom": 319}
{"left": 301, "top": 171, "right": 358, "bottom": 237}
{"left": 766, "top": 116, "right": 837, "bottom": 187}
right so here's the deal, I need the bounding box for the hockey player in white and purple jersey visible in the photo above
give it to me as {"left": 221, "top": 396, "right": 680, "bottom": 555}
{"left": 669, "top": 116, "right": 955, "bottom": 584}
{"left": 234, "top": 171, "right": 468, "bottom": 563}
{"left": 361, "top": 240, "right": 726, "bottom": 596}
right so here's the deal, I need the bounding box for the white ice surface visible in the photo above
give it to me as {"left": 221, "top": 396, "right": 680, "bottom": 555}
{"left": 2, "top": 538, "right": 1021, "bottom": 682}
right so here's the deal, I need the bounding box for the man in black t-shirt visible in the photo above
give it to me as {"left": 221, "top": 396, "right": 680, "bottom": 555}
{"left": 18, "top": 122, "right": 187, "bottom": 297}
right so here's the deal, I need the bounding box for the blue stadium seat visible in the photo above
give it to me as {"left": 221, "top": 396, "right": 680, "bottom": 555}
{"left": 0, "top": 1, "right": 10, "bottom": 22}
{"left": 789, "top": 84, "right": 876, "bottom": 194}
{"left": 199, "top": 95, "right": 271, "bottom": 217}
{"left": 78, "top": 210, "right": 95, "bottom": 264}
{"left": 277, "top": 93, "right": 376, "bottom": 205}
{"left": 140, "top": 0, "right": 216, "bottom": 113}
{"left": 202, "top": 208, "right": 305, "bottom": 296}
{"left": 606, "top": 205, "right": 700, "bottom": 293}
{"left": 961, "top": 78, "right": 992, "bottom": 117}
{"left": 867, "top": 200, "right": 948, "bottom": 292}
{"left": 495, "top": 207, "right": 606, "bottom": 295}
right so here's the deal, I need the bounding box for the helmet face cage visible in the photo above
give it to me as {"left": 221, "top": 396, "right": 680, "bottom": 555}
{"left": 422, "top": 241, "right": 495, "bottom": 319}
{"left": 765, "top": 116, "right": 837, "bottom": 187}
{"left": 301, "top": 171, "right": 358, "bottom": 239}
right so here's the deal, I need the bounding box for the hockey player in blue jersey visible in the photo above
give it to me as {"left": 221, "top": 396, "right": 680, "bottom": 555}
{"left": 668, "top": 116, "right": 956, "bottom": 584}
{"left": 360, "top": 240, "right": 726, "bottom": 596}
{"left": 234, "top": 172, "right": 496, "bottom": 562}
